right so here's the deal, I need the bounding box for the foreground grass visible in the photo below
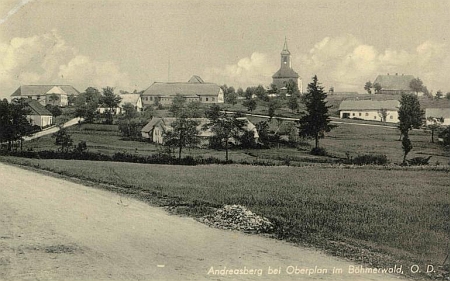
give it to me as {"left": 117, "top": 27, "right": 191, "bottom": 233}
{"left": 2, "top": 156, "right": 448, "bottom": 274}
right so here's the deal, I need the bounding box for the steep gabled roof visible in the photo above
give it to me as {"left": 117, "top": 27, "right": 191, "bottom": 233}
{"left": 188, "top": 75, "right": 205, "bottom": 83}
{"left": 425, "top": 108, "right": 450, "bottom": 119}
{"left": 11, "top": 85, "right": 80, "bottom": 97}
{"left": 119, "top": 93, "right": 141, "bottom": 107}
{"left": 373, "top": 74, "right": 415, "bottom": 91}
{"left": 339, "top": 100, "right": 400, "bottom": 111}
{"left": 24, "top": 99, "right": 52, "bottom": 116}
{"left": 142, "top": 82, "right": 221, "bottom": 97}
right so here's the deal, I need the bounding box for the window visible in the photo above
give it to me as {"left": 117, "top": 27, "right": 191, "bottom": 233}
{"left": 390, "top": 115, "right": 393, "bottom": 119}
{"left": 212, "top": 97, "right": 215, "bottom": 101}
{"left": 359, "top": 113, "right": 362, "bottom": 116}
{"left": 206, "top": 98, "right": 209, "bottom": 101}
{"left": 374, "top": 116, "right": 377, "bottom": 119}
{"left": 365, "top": 113, "right": 369, "bottom": 116}
{"left": 352, "top": 113, "right": 355, "bottom": 116}
{"left": 150, "top": 97, "right": 153, "bottom": 101}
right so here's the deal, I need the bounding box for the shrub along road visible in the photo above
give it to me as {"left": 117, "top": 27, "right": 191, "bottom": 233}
{"left": 0, "top": 162, "right": 410, "bottom": 281}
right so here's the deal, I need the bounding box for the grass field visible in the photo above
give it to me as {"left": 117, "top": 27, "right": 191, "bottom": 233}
{"left": 23, "top": 119, "right": 449, "bottom": 165}
{"left": 1, "top": 156, "right": 448, "bottom": 274}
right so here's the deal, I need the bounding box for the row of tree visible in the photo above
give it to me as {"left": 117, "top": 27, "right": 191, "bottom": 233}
{"left": 0, "top": 99, "right": 35, "bottom": 151}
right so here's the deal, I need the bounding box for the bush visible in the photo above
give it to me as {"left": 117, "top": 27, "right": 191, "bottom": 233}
{"left": 407, "top": 156, "right": 432, "bottom": 166}
{"left": 352, "top": 154, "right": 388, "bottom": 165}
{"left": 310, "top": 147, "right": 327, "bottom": 156}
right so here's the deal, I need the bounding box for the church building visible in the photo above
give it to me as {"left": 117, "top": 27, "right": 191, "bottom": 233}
{"left": 272, "top": 38, "right": 302, "bottom": 93}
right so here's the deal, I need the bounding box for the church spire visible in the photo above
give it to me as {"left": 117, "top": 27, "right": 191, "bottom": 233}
{"left": 281, "top": 37, "right": 290, "bottom": 55}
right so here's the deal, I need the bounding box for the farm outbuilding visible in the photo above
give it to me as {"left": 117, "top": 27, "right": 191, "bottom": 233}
{"left": 339, "top": 100, "right": 400, "bottom": 123}
{"left": 425, "top": 108, "right": 450, "bottom": 126}
{"left": 141, "top": 117, "right": 259, "bottom": 146}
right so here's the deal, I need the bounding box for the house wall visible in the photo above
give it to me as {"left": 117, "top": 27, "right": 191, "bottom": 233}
{"left": 152, "top": 126, "right": 165, "bottom": 144}
{"left": 340, "top": 110, "right": 399, "bottom": 123}
{"left": 28, "top": 115, "right": 53, "bottom": 127}
{"left": 426, "top": 118, "right": 450, "bottom": 126}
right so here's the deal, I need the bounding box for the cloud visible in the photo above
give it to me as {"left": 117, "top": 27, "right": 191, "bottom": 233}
{"left": 296, "top": 35, "right": 450, "bottom": 92}
{"left": 203, "top": 52, "right": 276, "bottom": 88}
{"left": 0, "top": 30, "right": 131, "bottom": 98}
{"left": 0, "top": 0, "right": 36, "bottom": 25}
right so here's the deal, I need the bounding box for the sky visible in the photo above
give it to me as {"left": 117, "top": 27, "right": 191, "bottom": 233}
{"left": 1, "top": 0, "right": 450, "bottom": 99}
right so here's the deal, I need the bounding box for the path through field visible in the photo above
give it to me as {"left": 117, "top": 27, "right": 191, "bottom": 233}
{"left": 23, "top": 117, "right": 84, "bottom": 141}
{"left": 0, "top": 162, "right": 408, "bottom": 281}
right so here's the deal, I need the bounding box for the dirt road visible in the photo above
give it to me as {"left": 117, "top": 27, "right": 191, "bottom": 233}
{"left": 0, "top": 162, "right": 408, "bottom": 281}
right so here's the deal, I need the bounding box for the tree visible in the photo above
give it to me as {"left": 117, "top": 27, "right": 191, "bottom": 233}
{"left": 435, "top": 90, "right": 443, "bottom": 100}
{"left": 169, "top": 94, "right": 186, "bottom": 117}
{"left": 185, "top": 101, "right": 203, "bottom": 118}
{"left": 438, "top": 126, "right": 450, "bottom": 145}
{"left": 268, "top": 99, "right": 282, "bottom": 119}
{"left": 328, "top": 87, "right": 334, "bottom": 94}
{"left": 203, "top": 105, "right": 246, "bottom": 161}
{"left": 142, "top": 105, "right": 155, "bottom": 119}
{"left": 364, "top": 81, "right": 373, "bottom": 94}
{"left": 286, "top": 80, "right": 300, "bottom": 97}
{"left": 236, "top": 87, "right": 244, "bottom": 97}
{"left": 68, "top": 94, "right": 76, "bottom": 106}
{"left": 52, "top": 127, "right": 73, "bottom": 153}
{"left": 256, "top": 121, "right": 270, "bottom": 147}
{"left": 426, "top": 117, "right": 444, "bottom": 143}
{"left": 0, "top": 99, "right": 34, "bottom": 151}
{"left": 244, "top": 87, "right": 254, "bottom": 100}
{"left": 48, "top": 93, "right": 60, "bottom": 105}
{"left": 398, "top": 93, "right": 424, "bottom": 163}
{"left": 402, "top": 134, "right": 413, "bottom": 164}
{"left": 101, "top": 87, "right": 122, "bottom": 124}
{"left": 409, "top": 78, "right": 425, "bottom": 96}
{"left": 74, "top": 88, "right": 101, "bottom": 123}
{"left": 446, "top": 92, "right": 450, "bottom": 100}
{"left": 122, "top": 103, "right": 138, "bottom": 119}
{"left": 242, "top": 99, "right": 257, "bottom": 112}
{"left": 225, "top": 91, "right": 238, "bottom": 106}
{"left": 377, "top": 108, "right": 389, "bottom": 122}
{"left": 373, "top": 83, "right": 382, "bottom": 94}
{"left": 297, "top": 75, "right": 336, "bottom": 149}
{"left": 164, "top": 116, "right": 200, "bottom": 160}
{"left": 287, "top": 95, "right": 299, "bottom": 113}
{"left": 398, "top": 93, "right": 424, "bottom": 138}
{"left": 45, "top": 104, "right": 62, "bottom": 118}
{"left": 254, "top": 85, "right": 267, "bottom": 101}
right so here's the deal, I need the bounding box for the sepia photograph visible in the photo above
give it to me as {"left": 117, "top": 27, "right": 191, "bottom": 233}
{"left": 0, "top": 0, "right": 449, "bottom": 280}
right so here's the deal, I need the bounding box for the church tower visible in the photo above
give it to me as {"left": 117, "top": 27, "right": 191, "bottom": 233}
{"left": 272, "top": 37, "right": 302, "bottom": 94}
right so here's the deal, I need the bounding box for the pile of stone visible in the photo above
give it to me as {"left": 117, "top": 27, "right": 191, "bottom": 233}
{"left": 198, "top": 204, "right": 273, "bottom": 233}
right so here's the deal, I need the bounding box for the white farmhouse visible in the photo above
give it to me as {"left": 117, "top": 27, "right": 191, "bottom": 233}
{"left": 425, "top": 108, "right": 450, "bottom": 126}
{"left": 339, "top": 100, "right": 400, "bottom": 123}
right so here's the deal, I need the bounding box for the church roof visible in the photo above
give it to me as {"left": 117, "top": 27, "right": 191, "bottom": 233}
{"left": 272, "top": 67, "right": 299, "bottom": 79}
{"left": 373, "top": 74, "right": 415, "bottom": 91}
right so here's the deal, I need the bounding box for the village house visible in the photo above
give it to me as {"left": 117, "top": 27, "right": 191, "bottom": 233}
{"left": 141, "top": 76, "right": 224, "bottom": 107}
{"left": 11, "top": 85, "right": 80, "bottom": 107}
{"left": 24, "top": 99, "right": 53, "bottom": 128}
{"left": 98, "top": 93, "right": 143, "bottom": 115}
{"left": 141, "top": 117, "right": 259, "bottom": 146}
{"left": 372, "top": 73, "right": 420, "bottom": 95}
{"left": 425, "top": 108, "right": 450, "bottom": 126}
{"left": 339, "top": 100, "right": 400, "bottom": 123}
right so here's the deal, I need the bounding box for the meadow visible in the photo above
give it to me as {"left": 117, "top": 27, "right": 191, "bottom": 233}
{"left": 1, "top": 156, "right": 448, "bottom": 274}
{"left": 21, "top": 118, "right": 449, "bottom": 165}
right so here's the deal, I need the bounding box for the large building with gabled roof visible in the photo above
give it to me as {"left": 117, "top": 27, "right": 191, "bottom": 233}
{"left": 373, "top": 73, "right": 417, "bottom": 95}
{"left": 141, "top": 76, "right": 224, "bottom": 106}
{"left": 11, "top": 85, "right": 80, "bottom": 107}
{"left": 272, "top": 38, "right": 302, "bottom": 93}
